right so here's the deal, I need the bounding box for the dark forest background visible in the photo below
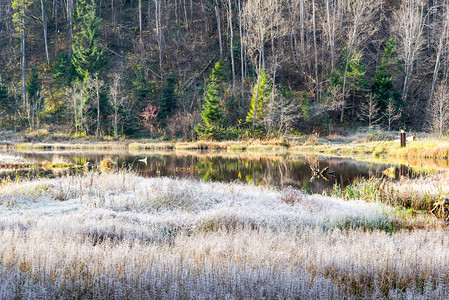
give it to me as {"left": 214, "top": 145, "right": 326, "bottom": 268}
{"left": 0, "top": 0, "right": 448, "bottom": 140}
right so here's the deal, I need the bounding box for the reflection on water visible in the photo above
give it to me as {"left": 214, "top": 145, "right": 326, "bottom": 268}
{"left": 0, "top": 150, "right": 424, "bottom": 194}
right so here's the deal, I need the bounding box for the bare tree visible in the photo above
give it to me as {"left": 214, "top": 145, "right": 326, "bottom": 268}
{"left": 88, "top": 76, "right": 104, "bottom": 139}
{"left": 215, "top": 0, "right": 223, "bottom": 56}
{"left": 108, "top": 73, "right": 125, "bottom": 139}
{"left": 359, "top": 94, "right": 381, "bottom": 131}
{"left": 11, "top": 0, "right": 29, "bottom": 107}
{"left": 429, "top": 2, "right": 449, "bottom": 103}
{"left": 275, "top": 94, "right": 299, "bottom": 137}
{"left": 243, "top": 0, "right": 284, "bottom": 137}
{"left": 383, "top": 98, "right": 401, "bottom": 132}
{"left": 392, "top": 0, "right": 426, "bottom": 104}
{"left": 429, "top": 82, "right": 449, "bottom": 137}
{"left": 139, "top": 0, "right": 143, "bottom": 45}
{"left": 339, "top": 0, "right": 381, "bottom": 122}
{"left": 67, "top": 0, "right": 73, "bottom": 58}
{"left": 66, "top": 80, "right": 84, "bottom": 135}
{"left": 227, "top": 0, "right": 235, "bottom": 97}
{"left": 40, "top": 0, "right": 49, "bottom": 65}
{"left": 154, "top": 0, "right": 163, "bottom": 72}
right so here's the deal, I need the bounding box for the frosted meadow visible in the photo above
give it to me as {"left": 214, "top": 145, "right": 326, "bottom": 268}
{"left": 1, "top": 170, "right": 449, "bottom": 299}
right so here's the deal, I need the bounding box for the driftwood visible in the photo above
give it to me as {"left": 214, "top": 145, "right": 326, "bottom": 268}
{"left": 310, "top": 165, "right": 336, "bottom": 182}
{"left": 430, "top": 197, "right": 449, "bottom": 221}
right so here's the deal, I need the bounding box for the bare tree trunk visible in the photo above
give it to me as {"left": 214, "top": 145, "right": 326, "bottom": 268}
{"left": 228, "top": 0, "right": 235, "bottom": 97}
{"left": 394, "top": 0, "right": 426, "bottom": 104}
{"left": 54, "top": 0, "right": 58, "bottom": 60}
{"left": 339, "top": 0, "right": 381, "bottom": 122}
{"left": 96, "top": 82, "right": 100, "bottom": 139}
{"left": 154, "top": 0, "right": 163, "bottom": 72}
{"left": 326, "top": 0, "right": 335, "bottom": 71}
{"left": 6, "top": 0, "right": 13, "bottom": 56}
{"left": 252, "top": 45, "right": 262, "bottom": 138}
{"left": 430, "top": 2, "right": 448, "bottom": 103}
{"left": 68, "top": 0, "right": 73, "bottom": 58}
{"left": 300, "top": 0, "right": 305, "bottom": 54}
{"left": 312, "top": 0, "right": 319, "bottom": 99}
{"left": 111, "top": 0, "right": 115, "bottom": 27}
{"left": 139, "top": 0, "right": 143, "bottom": 45}
{"left": 21, "top": 6, "right": 26, "bottom": 107}
{"left": 238, "top": 0, "right": 244, "bottom": 98}
{"left": 183, "top": 0, "right": 189, "bottom": 30}
{"left": 340, "top": 41, "right": 354, "bottom": 123}
{"left": 215, "top": 3, "right": 223, "bottom": 57}
{"left": 41, "top": 0, "right": 50, "bottom": 65}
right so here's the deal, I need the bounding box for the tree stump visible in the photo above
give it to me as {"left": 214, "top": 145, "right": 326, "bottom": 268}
{"left": 430, "top": 197, "right": 449, "bottom": 221}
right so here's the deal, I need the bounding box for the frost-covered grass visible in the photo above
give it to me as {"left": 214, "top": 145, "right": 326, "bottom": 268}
{"left": 334, "top": 173, "right": 449, "bottom": 212}
{"left": 0, "top": 172, "right": 397, "bottom": 232}
{"left": 0, "top": 154, "right": 28, "bottom": 164}
{"left": 0, "top": 172, "right": 448, "bottom": 299}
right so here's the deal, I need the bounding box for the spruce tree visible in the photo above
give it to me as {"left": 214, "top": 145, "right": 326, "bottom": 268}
{"left": 196, "top": 67, "right": 223, "bottom": 140}
{"left": 246, "top": 70, "right": 271, "bottom": 126}
{"left": 372, "top": 38, "right": 401, "bottom": 109}
{"left": 71, "top": 0, "right": 104, "bottom": 80}
{"left": 0, "top": 82, "right": 13, "bottom": 123}
{"left": 158, "top": 74, "right": 177, "bottom": 122}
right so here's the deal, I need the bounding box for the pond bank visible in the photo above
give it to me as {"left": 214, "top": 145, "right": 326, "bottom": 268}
{"left": 9, "top": 137, "right": 449, "bottom": 159}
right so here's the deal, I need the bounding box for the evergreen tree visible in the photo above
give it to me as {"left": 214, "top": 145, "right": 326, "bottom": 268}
{"left": 26, "top": 68, "right": 40, "bottom": 101}
{"left": 52, "top": 53, "right": 73, "bottom": 86}
{"left": 372, "top": 38, "right": 401, "bottom": 109}
{"left": 246, "top": 70, "right": 271, "bottom": 126}
{"left": 346, "top": 49, "right": 367, "bottom": 92}
{"left": 158, "top": 73, "right": 177, "bottom": 122}
{"left": 0, "top": 82, "right": 14, "bottom": 123}
{"left": 71, "top": 0, "right": 104, "bottom": 80}
{"left": 196, "top": 63, "right": 224, "bottom": 140}
{"left": 210, "top": 59, "right": 227, "bottom": 83}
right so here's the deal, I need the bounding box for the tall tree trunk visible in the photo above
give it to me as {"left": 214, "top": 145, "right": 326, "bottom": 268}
{"left": 228, "top": 0, "right": 235, "bottom": 97}
{"left": 154, "top": 0, "right": 162, "bottom": 72}
{"left": 8, "top": 0, "right": 14, "bottom": 56}
{"left": 21, "top": 5, "right": 26, "bottom": 107}
{"left": 183, "top": 0, "right": 188, "bottom": 29}
{"left": 312, "top": 0, "right": 319, "bottom": 99}
{"left": 238, "top": 0, "right": 244, "bottom": 98}
{"left": 429, "top": 11, "right": 448, "bottom": 103}
{"left": 326, "top": 0, "right": 335, "bottom": 71}
{"left": 54, "top": 0, "right": 58, "bottom": 60}
{"left": 300, "top": 0, "right": 305, "bottom": 54}
{"left": 68, "top": 0, "right": 73, "bottom": 59}
{"left": 96, "top": 82, "right": 100, "bottom": 139}
{"left": 252, "top": 44, "right": 262, "bottom": 138}
{"left": 340, "top": 45, "right": 354, "bottom": 123}
{"left": 215, "top": 2, "right": 223, "bottom": 56}
{"left": 41, "top": 0, "right": 49, "bottom": 65}
{"left": 111, "top": 0, "right": 115, "bottom": 28}
{"left": 139, "top": 0, "right": 143, "bottom": 45}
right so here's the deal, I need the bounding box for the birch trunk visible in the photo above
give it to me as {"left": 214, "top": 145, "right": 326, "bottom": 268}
{"left": 139, "top": 0, "right": 143, "bottom": 45}
{"left": 41, "top": 0, "right": 49, "bottom": 65}
{"left": 228, "top": 0, "right": 235, "bottom": 97}
{"left": 215, "top": 3, "right": 223, "bottom": 56}
{"left": 68, "top": 0, "right": 73, "bottom": 58}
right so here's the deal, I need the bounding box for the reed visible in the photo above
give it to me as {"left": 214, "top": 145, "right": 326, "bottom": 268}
{"left": 333, "top": 174, "right": 449, "bottom": 212}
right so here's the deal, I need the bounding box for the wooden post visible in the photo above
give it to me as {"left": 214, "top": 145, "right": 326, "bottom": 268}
{"left": 400, "top": 130, "right": 406, "bottom": 148}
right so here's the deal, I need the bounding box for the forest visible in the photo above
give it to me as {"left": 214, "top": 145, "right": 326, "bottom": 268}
{"left": 0, "top": 0, "right": 448, "bottom": 140}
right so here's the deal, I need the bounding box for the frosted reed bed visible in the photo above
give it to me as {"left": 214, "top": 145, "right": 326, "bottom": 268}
{"left": 0, "top": 172, "right": 448, "bottom": 299}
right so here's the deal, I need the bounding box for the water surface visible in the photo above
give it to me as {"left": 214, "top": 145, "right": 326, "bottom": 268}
{"left": 0, "top": 150, "right": 420, "bottom": 194}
